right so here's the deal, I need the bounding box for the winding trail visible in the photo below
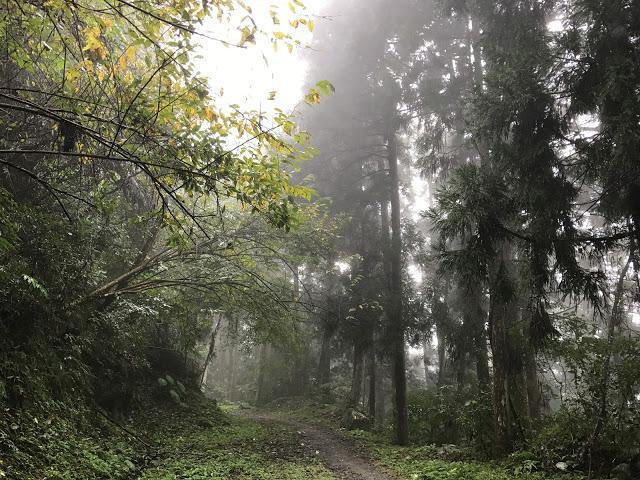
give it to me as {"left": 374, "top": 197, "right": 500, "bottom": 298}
{"left": 244, "top": 412, "right": 397, "bottom": 480}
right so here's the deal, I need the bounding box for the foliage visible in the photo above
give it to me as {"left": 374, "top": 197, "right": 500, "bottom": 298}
{"left": 0, "top": 400, "right": 139, "bottom": 480}
{"left": 407, "top": 387, "right": 494, "bottom": 456}
{"left": 532, "top": 314, "right": 640, "bottom": 471}
{"left": 0, "top": 1, "right": 339, "bottom": 476}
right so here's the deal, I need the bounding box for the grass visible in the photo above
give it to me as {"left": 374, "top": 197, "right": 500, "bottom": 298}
{"left": 139, "top": 417, "right": 333, "bottom": 479}
{"left": 264, "top": 397, "right": 589, "bottom": 480}
{"left": 1, "top": 394, "right": 334, "bottom": 480}
{"left": 365, "top": 443, "right": 586, "bottom": 480}
{"left": 2, "top": 394, "right": 593, "bottom": 480}
{"left": 137, "top": 397, "right": 333, "bottom": 480}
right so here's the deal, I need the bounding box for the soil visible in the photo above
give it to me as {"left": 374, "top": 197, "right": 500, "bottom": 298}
{"left": 245, "top": 413, "right": 397, "bottom": 480}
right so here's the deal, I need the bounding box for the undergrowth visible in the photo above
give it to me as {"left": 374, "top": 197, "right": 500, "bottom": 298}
{"left": 138, "top": 397, "right": 333, "bottom": 479}
{"left": 264, "top": 397, "right": 590, "bottom": 480}
{"left": 0, "top": 399, "right": 141, "bottom": 479}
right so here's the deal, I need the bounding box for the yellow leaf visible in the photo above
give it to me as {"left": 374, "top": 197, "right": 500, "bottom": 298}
{"left": 82, "top": 25, "right": 107, "bottom": 59}
{"left": 66, "top": 68, "right": 80, "bottom": 83}
{"left": 204, "top": 107, "right": 216, "bottom": 122}
{"left": 125, "top": 46, "right": 135, "bottom": 62}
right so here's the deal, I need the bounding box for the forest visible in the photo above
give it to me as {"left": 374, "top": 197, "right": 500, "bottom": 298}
{"left": 1, "top": 0, "right": 639, "bottom": 479}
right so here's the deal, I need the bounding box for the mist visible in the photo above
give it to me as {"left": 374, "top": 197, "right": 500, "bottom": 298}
{"left": 2, "top": 1, "right": 639, "bottom": 479}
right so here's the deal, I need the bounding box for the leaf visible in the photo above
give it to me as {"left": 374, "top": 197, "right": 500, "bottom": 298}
{"left": 304, "top": 88, "right": 321, "bottom": 105}
{"left": 22, "top": 275, "right": 48, "bottom": 298}
{"left": 316, "top": 80, "right": 335, "bottom": 96}
{"left": 204, "top": 106, "right": 216, "bottom": 122}
{"left": 169, "top": 389, "right": 181, "bottom": 403}
{"left": 82, "top": 25, "right": 107, "bottom": 59}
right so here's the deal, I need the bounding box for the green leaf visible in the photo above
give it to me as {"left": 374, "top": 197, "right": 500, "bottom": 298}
{"left": 316, "top": 80, "right": 335, "bottom": 96}
{"left": 22, "top": 275, "right": 48, "bottom": 298}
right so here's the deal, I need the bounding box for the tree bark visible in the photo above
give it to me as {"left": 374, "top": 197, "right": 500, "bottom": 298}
{"left": 349, "top": 342, "right": 365, "bottom": 409}
{"left": 255, "top": 343, "right": 269, "bottom": 406}
{"left": 367, "top": 344, "right": 376, "bottom": 419}
{"left": 525, "top": 349, "right": 541, "bottom": 420}
{"left": 386, "top": 129, "right": 408, "bottom": 445}
{"left": 227, "top": 342, "right": 236, "bottom": 401}
{"left": 475, "top": 339, "right": 491, "bottom": 389}
{"left": 375, "top": 361, "right": 386, "bottom": 426}
{"left": 199, "top": 313, "right": 224, "bottom": 388}
{"left": 465, "top": 283, "right": 490, "bottom": 388}
{"left": 423, "top": 341, "right": 432, "bottom": 386}
{"left": 488, "top": 246, "right": 514, "bottom": 455}
{"left": 436, "top": 316, "right": 448, "bottom": 387}
{"left": 317, "top": 318, "right": 333, "bottom": 385}
{"left": 587, "top": 253, "right": 632, "bottom": 459}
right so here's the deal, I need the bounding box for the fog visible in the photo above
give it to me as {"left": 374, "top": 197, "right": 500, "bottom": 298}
{"left": 2, "top": 0, "right": 639, "bottom": 478}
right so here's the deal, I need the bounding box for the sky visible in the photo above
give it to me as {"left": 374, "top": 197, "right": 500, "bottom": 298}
{"left": 196, "top": 0, "right": 329, "bottom": 115}
{"left": 194, "top": 0, "right": 429, "bottom": 291}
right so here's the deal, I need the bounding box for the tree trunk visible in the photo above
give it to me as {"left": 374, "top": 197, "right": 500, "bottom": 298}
{"left": 378, "top": 158, "right": 392, "bottom": 294}
{"left": 436, "top": 318, "right": 447, "bottom": 387}
{"left": 423, "top": 341, "right": 432, "bottom": 386}
{"left": 349, "top": 343, "right": 365, "bottom": 409}
{"left": 587, "top": 253, "right": 632, "bottom": 459}
{"left": 318, "top": 319, "right": 333, "bottom": 385}
{"left": 465, "top": 283, "right": 490, "bottom": 388}
{"left": 386, "top": 129, "right": 408, "bottom": 445}
{"left": 525, "top": 349, "right": 541, "bottom": 420}
{"left": 199, "top": 313, "right": 224, "bottom": 388}
{"left": 375, "top": 361, "right": 386, "bottom": 426}
{"left": 255, "top": 343, "right": 269, "bottom": 406}
{"left": 227, "top": 343, "right": 236, "bottom": 401}
{"left": 475, "top": 339, "right": 491, "bottom": 389}
{"left": 488, "top": 248, "right": 514, "bottom": 455}
{"left": 367, "top": 344, "right": 376, "bottom": 419}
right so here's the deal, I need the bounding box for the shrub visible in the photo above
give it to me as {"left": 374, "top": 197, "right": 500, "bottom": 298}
{"left": 407, "top": 386, "right": 493, "bottom": 455}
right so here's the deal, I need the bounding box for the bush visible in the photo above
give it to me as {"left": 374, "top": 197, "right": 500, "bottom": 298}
{"left": 407, "top": 385, "right": 494, "bottom": 455}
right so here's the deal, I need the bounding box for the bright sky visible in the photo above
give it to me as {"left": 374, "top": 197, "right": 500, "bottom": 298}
{"left": 195, "top": 0, "right": 329, "bottom": 115}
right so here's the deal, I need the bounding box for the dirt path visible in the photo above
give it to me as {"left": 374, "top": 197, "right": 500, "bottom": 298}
{"left": 244, "top": 412, "right": 397, "bottom": 480}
